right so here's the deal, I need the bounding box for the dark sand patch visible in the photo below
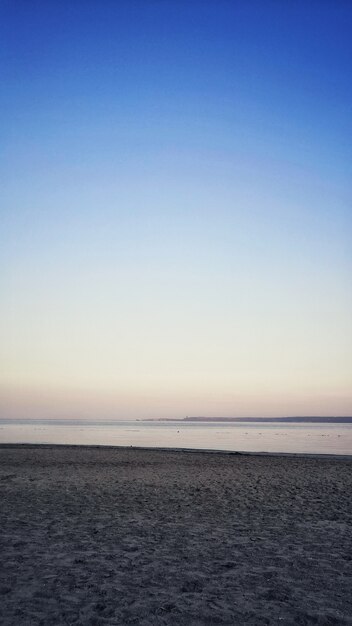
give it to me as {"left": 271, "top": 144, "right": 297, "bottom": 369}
{"left": 0, "top": 445, "right": 351, "bottom": 625}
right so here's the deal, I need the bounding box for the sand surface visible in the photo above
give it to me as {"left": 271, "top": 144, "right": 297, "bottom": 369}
{"left": 0, "top": 445, "right": 351, "bottom": 625}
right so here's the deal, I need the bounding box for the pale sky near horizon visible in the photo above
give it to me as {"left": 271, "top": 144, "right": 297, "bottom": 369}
{"left": 1, "top": 1, "right": 351, "bottom": 420}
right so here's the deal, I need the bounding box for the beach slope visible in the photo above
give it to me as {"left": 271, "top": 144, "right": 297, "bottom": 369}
{"left": 0, "top": 445, "right": 351, "bottom": 625}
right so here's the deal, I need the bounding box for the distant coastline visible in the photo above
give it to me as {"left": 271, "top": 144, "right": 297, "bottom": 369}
{"left": 142, "top": 416, "right": 352, "bottom": 423}
{"left": 1, "top": 416, "right": 351, "bottom": 425}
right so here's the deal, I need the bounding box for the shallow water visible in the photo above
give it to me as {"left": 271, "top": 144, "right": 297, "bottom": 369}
{"left": 0, "top": 419, "right": 351, "bottom": 455}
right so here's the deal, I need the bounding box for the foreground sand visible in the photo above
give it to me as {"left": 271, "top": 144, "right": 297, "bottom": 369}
{"left": 0, "top": 445, "right": 351, "bottom": 625}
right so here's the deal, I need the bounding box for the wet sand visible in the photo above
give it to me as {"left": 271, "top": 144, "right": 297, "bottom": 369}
{"left": 0, "top": 445, "right": 351, "bottom": 625}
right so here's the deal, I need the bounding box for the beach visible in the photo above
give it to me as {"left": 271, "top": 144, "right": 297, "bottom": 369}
{"left": 0, "top": 445, "right": 351, "bottom": 625}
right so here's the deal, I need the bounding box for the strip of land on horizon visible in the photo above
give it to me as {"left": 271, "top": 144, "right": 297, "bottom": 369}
{"left": 142, "top": 416, "right": 352, "bottom": 423}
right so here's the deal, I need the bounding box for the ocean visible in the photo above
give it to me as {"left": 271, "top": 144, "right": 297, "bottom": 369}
{"left": 0, "top": 419, "right": 351, "bottom": 455}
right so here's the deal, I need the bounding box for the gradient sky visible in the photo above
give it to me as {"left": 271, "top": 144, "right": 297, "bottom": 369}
{"left": 1, "top": 0, "right": 351, "bottom": 419}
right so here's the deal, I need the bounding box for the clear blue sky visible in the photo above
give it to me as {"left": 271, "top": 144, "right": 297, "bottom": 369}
{"left": 1, "top": 1, "right": 351, "bottom": 419}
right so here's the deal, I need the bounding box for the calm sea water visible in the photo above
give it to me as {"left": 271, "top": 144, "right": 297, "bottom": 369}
{"left": 0, "top": 419, "right": 351, "bottom": 455}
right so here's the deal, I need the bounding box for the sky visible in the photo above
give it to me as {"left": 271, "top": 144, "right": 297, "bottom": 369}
{"left": 1, "top": 0, "right": 351, "bottom": 420}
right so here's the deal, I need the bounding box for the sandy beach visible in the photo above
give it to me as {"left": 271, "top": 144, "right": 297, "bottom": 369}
{"left": 0, "top": 445, "right": 351, "bottom": 625}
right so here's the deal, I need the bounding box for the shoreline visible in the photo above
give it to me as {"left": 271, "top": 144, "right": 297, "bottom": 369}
{"left": 1, "top": 441, "right": 351, "bottom": 460}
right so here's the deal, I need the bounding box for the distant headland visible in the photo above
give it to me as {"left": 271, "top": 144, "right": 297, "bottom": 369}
{"left": 142, "top": 416, "right": 352, "bottom": 423}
